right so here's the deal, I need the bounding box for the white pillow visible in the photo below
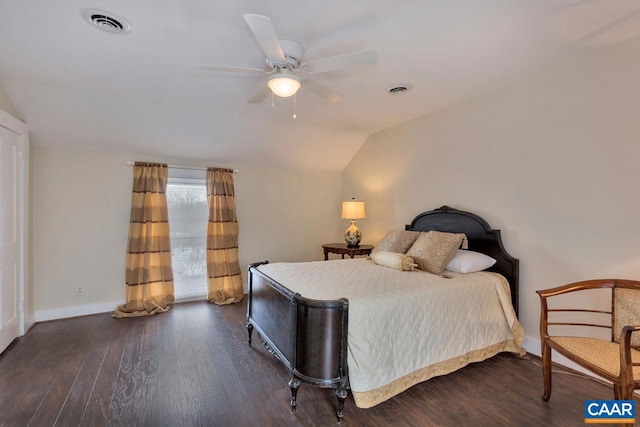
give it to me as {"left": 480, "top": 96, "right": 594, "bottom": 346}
{"left": 445, "top": 250, "right": 496, "bottom": 274}
{"left": 371, "top": 250, "right": 417, "bottom": 271}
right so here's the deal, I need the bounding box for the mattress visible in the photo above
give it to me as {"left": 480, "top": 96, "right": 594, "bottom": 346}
{"left": 257, "top": 258, "right": 524, "bottom": 408}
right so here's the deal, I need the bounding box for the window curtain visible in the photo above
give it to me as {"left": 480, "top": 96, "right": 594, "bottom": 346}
{"left": 114, "top": 162, "right": 174, "bottom": 317}
{"left": 206, "top": 168, "right": 243, "bottom": 304}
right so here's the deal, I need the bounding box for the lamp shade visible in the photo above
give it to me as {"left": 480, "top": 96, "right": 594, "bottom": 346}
{"left": 341, "top": 201, "right": 365, "bottom": 220}
{"left": 267, "top": 75, "right": 301, "bottom": 98}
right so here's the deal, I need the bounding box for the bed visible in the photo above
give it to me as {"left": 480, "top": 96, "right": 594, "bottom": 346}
{"left": 246, "top": 206, "right": 523, "bottom": 420}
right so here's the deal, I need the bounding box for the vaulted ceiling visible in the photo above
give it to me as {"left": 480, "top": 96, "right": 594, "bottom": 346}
{"left": 1, "top": 0, "right": 639, "bottom": 170}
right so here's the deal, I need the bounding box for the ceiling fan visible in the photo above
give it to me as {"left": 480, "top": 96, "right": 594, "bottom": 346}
{"left": 185, "top": 14, "right": 378, "bottom": 104}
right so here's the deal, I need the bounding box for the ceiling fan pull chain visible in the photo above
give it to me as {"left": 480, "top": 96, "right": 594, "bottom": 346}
{"left": 293, "top": 93, "right": 297, "bottom": 119}
{"left": 271, "top": 91, "right": 275, "bottom": 108}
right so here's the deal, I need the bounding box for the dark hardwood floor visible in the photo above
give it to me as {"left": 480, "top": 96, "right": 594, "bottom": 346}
{"left": 0, "top": 300, "right": 630, "bottom": 426}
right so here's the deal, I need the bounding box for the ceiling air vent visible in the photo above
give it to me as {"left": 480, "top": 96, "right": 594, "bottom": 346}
{"left": 386, "top": 83, "right": 413, "bottom": 95}
{"left": 80, "top": 8, "right": 132, "bottom": 34}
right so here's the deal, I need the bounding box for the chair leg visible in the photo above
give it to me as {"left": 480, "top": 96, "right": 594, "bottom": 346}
{"left": 541, "top": 341, "right": 552, "bottom": 402}
{"left": 617, "top": 382, "right": 634, "bottom": 400}
{"left": 288, "top": 377, "right": 301, "bottom": 412}
{"left": 335, "top": 386, "right": 347, "bottom": 421}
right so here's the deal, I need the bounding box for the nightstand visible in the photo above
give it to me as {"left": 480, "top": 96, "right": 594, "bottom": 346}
{"left": 322, "top": 243, "right": 374, "bottom": 261}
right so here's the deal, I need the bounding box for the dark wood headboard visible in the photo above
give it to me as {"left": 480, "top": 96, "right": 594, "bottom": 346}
{"left": 405, "top": 205, "right": 519, "bottom": 315}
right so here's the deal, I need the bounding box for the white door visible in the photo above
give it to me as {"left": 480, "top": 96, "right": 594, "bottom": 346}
{"left": 0, "top": 125, "right": 21, "bottom": 353}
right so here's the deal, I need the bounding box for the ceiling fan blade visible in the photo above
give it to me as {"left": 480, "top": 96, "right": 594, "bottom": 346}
{"left": 301, "top": 49, "right": 378, "bottom": 74}
{"left": 302, "top": 79, "right": 343, "bottom": 103}
{"left": 243, "top": 14, "right": 286, "bottom": 63}
{"left": 184, "top": 63, "right": 266, "bottom": 74}
{"left": 248, "top": 83, "right": 271, "bottom": 104}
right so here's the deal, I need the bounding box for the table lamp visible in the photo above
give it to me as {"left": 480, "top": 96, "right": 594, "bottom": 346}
{"left": 341, "top": 198, "right": 365, "bottom": 247}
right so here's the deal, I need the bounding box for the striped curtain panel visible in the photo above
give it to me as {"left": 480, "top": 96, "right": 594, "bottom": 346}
{"left": 206, "top": 168, "right": 243, "bottom": 305}
{"left": 114, "top": 162, "right": 174, "bottom": 317}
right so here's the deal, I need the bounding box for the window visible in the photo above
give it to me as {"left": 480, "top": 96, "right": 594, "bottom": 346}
{"left": 166, "top": 178, "right": 208, "bottom": 301}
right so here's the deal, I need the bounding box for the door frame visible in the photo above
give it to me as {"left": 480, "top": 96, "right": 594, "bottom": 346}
{"left": 0, "top": 108, "right": 29, "bottom": 336}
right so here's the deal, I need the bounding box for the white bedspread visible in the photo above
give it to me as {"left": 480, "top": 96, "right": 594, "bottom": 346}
{"left": 257, "top": 258, "right": 524, "bottom": 407}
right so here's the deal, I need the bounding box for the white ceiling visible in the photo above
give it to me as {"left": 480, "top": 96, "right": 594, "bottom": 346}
{"left": 1, "top": 0, "right": 640, "bottom": 171}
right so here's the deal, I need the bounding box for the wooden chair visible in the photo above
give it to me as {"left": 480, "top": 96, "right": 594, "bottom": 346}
{"left": 537, "top": 279, "right": 640, "bottom": 401}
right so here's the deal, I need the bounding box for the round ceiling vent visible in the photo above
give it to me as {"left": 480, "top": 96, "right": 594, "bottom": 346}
{"left": 386, "top": 83, "right": 413, "bottom": 95}
{"left": 80, "top": 8, "right": 131, "bottom": 34}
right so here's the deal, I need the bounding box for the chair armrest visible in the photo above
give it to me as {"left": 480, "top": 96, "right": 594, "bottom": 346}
{"left": 621, "top": 325, "right": 640, "bottom": 335}
{"left": 620, "top": 325, "right": 640, "bottom": 352}
{"left": 619, "top": 325, "right": 640, "bottom": 387}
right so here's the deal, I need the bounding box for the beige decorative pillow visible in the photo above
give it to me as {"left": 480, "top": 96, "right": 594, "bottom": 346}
{"left": 371, "top": 250, "right": 417, "bottom": 271}
{"left": 371, "top": 230, "right": 420, "bottom": 255}
{"left": 406, "top": 231, "right": 466, "bottom": 275}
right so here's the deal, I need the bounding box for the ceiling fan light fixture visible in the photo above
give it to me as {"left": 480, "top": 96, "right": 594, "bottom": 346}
{"left": 268, "top": 75, "right": 301, "bottom": 98}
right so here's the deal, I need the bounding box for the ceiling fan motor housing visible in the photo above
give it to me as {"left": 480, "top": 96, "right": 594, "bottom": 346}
{"left": 274, "top": 39, "right": 304, "bottom": 68}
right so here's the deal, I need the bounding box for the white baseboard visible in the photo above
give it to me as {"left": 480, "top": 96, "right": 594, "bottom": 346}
{"left": 175, "top": 294, "right": 206, "bottom": 303}
{"left": 33, "top": 294, "right": 217, "bottom": 322}
{"left": 35, "top": 300, "right": 123, "bottom": 322}
{"left": 33, "top": 292, "right": 230, "bottom": 322}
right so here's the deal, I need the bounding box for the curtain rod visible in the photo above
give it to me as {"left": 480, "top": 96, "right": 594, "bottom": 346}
{"left": 125, "top": 161, "right": 238, "bottom": 173}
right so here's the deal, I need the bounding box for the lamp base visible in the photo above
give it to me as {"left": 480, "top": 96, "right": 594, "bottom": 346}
{"left": 344, "top": 220, "right": 362, "bottom": 247}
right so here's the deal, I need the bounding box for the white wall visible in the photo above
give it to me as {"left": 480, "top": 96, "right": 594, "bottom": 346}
{"left": 32, "top": 147, "right": 342, "bottom": 319}
{"left": 0, "top": 81, "right": 17, "bottom": 118}
{"left": 343, "top": 35, "right": 640, "bottom": 348}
